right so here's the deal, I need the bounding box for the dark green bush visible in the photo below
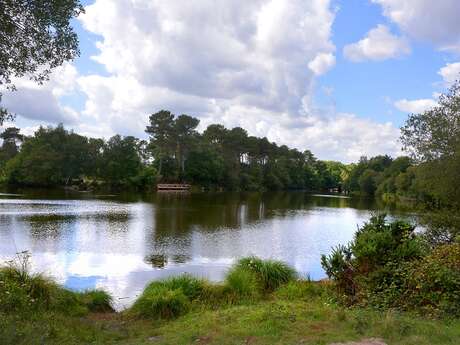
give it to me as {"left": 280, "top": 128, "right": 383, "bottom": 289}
{"left": 322, "top": 215, "right": 460, "bottom": 316}
{"left": 321, "top": 214, "right": 445, "bottom": 312}
{"left": 399, "top": 244, "right": 460, "bottom": 316}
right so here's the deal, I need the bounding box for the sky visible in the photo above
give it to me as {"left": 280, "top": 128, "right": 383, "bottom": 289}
{"left": 3, "top": 0, "right": 460, "bottom": 163}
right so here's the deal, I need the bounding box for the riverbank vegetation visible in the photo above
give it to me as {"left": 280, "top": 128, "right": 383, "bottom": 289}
{"left": 2, "top": 239, "right": 459, "bottom": 345}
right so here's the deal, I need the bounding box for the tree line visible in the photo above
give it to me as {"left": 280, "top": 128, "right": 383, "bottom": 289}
{"left": 0, "top": 117, "right": 346, "bottom": 192}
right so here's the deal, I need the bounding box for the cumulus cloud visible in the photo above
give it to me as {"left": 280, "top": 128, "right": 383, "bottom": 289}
{"left": 373, "top": 0, "right": 460, "bottom": 52}
{"left": 1, "top": 63, "right": 80, "bottom": 124}
{"left": 394, "top": 98, "right": 437, "bottom": 113}
{"left": 394, "top": 61, "right": 460, "bottom": 116}
{"left": 438, "top": 62, "right": 460, "bottom": 85}
{"left": 73, "top": 0, "right": 402, "bottom": 160}
{"left": 80, "top": 0, "right": 336, "bottom": 114}
{"left": 0, "top": 0, "right": 406, "bottom": 162}
{"left": 343, "top": 24, "right": 410, "bottom": 62}
{"left": 308, "top": 53, "right": 336, "bottom": 75}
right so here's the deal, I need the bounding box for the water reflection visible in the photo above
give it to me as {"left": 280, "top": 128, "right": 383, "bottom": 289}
{"left": 0, "top": 191, "right": 414, "bottom": 309}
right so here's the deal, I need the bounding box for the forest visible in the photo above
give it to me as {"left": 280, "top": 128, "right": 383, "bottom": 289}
{"left": 0, "top": 114, "right": 348, "bottom": 191}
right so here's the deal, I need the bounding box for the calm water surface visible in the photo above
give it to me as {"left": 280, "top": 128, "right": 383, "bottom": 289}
{"left": 0, "top": 191, "right": 415, "bottom": 309}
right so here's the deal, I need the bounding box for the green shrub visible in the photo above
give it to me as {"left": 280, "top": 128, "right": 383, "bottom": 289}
{"left": 399, "top": 244, "right": 460, "bottom": 316}
{"left": 321, "top": 215, "right": 427, "bottom": 308}
{"left": 224, "top": 267, "right": 261, "bottom": 302}
{"left": 131, "top": 285, "right": 189, "bottom": 319}
{"left": 235, "top": 257, "right": 297, "bottom": 292}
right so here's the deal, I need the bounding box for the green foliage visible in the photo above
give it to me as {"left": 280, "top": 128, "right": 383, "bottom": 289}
{"left": 1, "top": 125, "right": 156, "bottom": 189}
{"left": 344, "top": 155, "right": 413, "bottom": 197}
{"left": 78, "top": 290, "right": 114, "bottom": 313}
{"left": 158, "top": 275, "right": 208, "bottom": 300}
{"left": 131, "top": 285, "right": 190, "bottom": 319}
{"left": 130, "top": 258, "right": 298, "bottom": 319}
{"left": 0, "top": 118, "right": 347, "bottom": 192}
{"left": 224, "top": 267, "right": 261, "bottom": 301}
{"left": 322, "top": 215, "right": 459, "bottom": 316}
{"left": 0, "top": 1, "right": 84, "bottom": 122}
{"left": 0, "top": 252, "right": 113, "bottom": 316}
{"left": 398, "top": 244, "right": 460, "bottom": 316}
{"left": 235, "top": 256, "right": 297, "bottom": 292}
{"left": 399, "top": 81, "right": 460, "bottom": 243}
{"left": 130, "top": 275, "right": 208, "bottom": 319}
{"left": 274, "top": 280, "right": 324, "bottom": 301}
{"left": 146, "top": 110, "right": 344, "bottom": 191}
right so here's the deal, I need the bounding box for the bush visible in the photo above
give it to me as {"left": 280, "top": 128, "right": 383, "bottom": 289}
{"left": 235, "top": 257, "right": 297, "bottom": 292}
{"left": 399, "top": 244, "right": 460, "bottom": 316}
{"left": 131, "top": 285, "right": 189, "bottom": 319}
{"left": 321, "top": 215, "right": 428, "bottom": 309}
{"left": 224, "top": 267, "right": 261, "bottom": 302}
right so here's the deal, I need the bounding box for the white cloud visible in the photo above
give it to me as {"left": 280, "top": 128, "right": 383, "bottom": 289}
{"left": 308, "top": 53, "right": 336, "bottom": 75}
{"left": 0, "top": 1, "right": 405, "bottom": 161}
{"left": 79, "top": 0, "right": 336, "bottom": 114}
{"left": 343, "top": 24, "right": 410, "bottom": 62}
{"left": 1, "top": 63, "right": 80, "bottom": 124}
{"left": 438, "top": 62, "right": 460, "bottom": 85}
{"left": 394, "top": 98, "right": 437, "bottom": 113}
{"left": 373, "top": 0, "right": 460, "bottom": 52}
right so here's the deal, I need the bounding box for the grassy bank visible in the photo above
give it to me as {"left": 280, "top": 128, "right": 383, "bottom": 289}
{"left": 1, "top": 255, "right": 459, "bottom": 345}
{"left": 2, "top": 284, "right": 459, "bottom": 345}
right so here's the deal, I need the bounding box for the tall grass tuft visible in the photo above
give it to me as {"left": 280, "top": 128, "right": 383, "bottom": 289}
{"left": 0, "top": 251, "right": 114, "bottom": 316}
{"left": 274, "top": 279, "right": 324, "bottom": 301}
{"left": 79, "top": 290, "right": 114, "bottom": 313}
{"left": 129, "top": 274, "right": 208, "bottom": 319}
{"left": 130, "top": 285, "right": 190, "bottom": 319}
{"left": 224, "top": 266, "right": 261, "bottom": 302}
{"left": 158, "top": 274, "right": 207, "bottom": 300}
{"left": 235, "top": 256, "right": 297, "bottom": 292}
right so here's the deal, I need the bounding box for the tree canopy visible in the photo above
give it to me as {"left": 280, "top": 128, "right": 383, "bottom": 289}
{"left": 0, "top": 0, "right": 84, "bottom": 122}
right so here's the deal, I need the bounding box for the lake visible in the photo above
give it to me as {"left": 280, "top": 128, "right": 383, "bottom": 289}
{"left": 0, "top": 191, "right": 415, "bottom": 309}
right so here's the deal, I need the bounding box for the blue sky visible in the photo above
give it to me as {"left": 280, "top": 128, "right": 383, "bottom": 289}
{"left": 3, "top": 0, "right": 460, "bottom": 162}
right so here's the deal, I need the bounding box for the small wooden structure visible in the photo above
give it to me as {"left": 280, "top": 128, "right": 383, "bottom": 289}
{"left": 157, "top": 183, "right": 191, "bottom": 191}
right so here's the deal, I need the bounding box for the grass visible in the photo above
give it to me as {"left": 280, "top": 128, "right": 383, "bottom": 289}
{"left": 234, "top": 256, "right": 297, "bottom": 292}
{"left": 1, "top": 255, "right": 459, "bottom": 344}
{"left": 223, "top": 266, "right": 261, "bottom": 302}
{"left": 0, "top": 253, "right": 114, "bottom": 317}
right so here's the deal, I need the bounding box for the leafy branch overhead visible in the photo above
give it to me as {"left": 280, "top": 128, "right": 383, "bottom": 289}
{"left": 0, "top": 0, "right": 84, "bottom": 122}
